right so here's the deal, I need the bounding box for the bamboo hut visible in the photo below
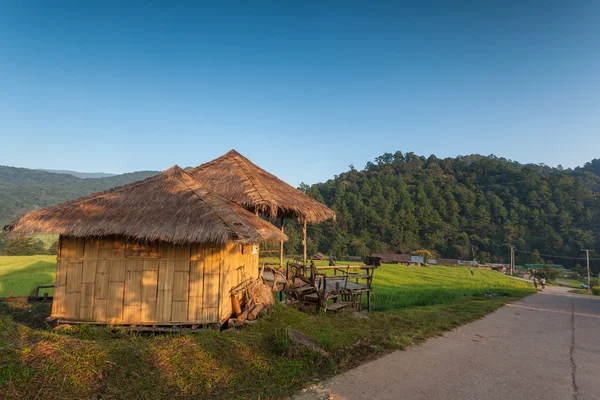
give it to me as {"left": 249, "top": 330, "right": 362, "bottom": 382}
{"left": 6, "top": 166, "right": 287, "bottom": 326}
{"left": 188, "top": 150, "right": 336, "bottom": 266}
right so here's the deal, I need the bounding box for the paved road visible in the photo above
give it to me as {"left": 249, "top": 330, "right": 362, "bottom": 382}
{"left": 294, "top": 286, "right": 600, "bottom": 400}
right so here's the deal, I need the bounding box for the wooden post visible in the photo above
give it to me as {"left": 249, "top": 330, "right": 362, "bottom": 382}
{"left": 280, "top": 216, "right": 285, "bottom": 268}
{"left": 302, "top": 219, "right": 307, "bottom": 266}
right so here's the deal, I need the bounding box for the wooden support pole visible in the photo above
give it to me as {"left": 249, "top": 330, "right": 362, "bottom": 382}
{"left": 280, "top": 216, "right": 285, "bottom": 268}
{"left": 302, "top": 219, "right": 307, "bottom": 266}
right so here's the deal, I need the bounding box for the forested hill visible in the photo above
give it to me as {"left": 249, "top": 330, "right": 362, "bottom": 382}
{"left": 0, "top": 166, "right": 158, "bottom": 226}
{"left": 301, "top": 153, "right": 600, "bottom": 266}
{"left": 2, "top": 155, "right": 600, "bottom": 267}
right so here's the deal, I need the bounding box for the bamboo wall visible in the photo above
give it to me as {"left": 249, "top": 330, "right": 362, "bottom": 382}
{"left": 52, "top": 236, "right": 259, "bottom": 325}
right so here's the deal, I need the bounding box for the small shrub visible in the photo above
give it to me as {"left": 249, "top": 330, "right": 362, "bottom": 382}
{"left": 592, "top": 287, "right": 600, "bottom": 296}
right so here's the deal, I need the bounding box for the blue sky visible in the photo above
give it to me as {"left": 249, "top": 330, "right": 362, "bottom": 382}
{"left": 1, "top": 1, "right": 598, "bottom": 186}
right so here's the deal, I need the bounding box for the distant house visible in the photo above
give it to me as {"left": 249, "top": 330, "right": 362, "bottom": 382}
{"left": 370, "top": 253, "right": 423, "bottom": 265}
{"left": 437, "top": 258, "right": 459, "bottom": 265}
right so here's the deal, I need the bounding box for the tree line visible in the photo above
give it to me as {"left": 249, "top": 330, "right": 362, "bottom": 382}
{"left": 275, "top": 152, "right": 600, "bottom": 273}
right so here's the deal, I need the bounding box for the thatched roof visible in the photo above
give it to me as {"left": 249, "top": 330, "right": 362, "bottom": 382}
{"left": 6, "top": 166, "right": 288, "bottom": 245}
{"left": 188, "top": 150, "right": 336, "bottom": 223}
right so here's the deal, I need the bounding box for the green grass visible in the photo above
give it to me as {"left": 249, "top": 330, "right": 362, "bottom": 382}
{"left": 0, "top": 256, "right": 57, "bottom": 297}
{"left": 371, "top": 264, "right": 531, "bottom": 310}
{"left": 555, "top": 278, "right": 587, "bottom": 289}
{"left": 0, "top": 257, "right": 534, "bottom": 399}
{"left": 568, "top": 287, "right": 600, "bottom": 296}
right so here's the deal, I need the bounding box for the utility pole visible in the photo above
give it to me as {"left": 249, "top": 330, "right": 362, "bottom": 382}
{"left": 510, "top": 246, "right": 514, "bottom": 276}
{"left": 582, "top": 249, "right": 591, "bottom": 293}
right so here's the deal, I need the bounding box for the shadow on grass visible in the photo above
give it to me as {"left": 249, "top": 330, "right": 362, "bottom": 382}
{"left": 0, "top": 300, "right": 53, "bottom": 329}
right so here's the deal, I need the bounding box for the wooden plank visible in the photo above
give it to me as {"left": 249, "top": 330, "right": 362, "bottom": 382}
{"left": 157, "top": 260, "right": 174, "bottom": 321}
{"left": 143, "top": 259, "right": 159, "bottom": 271}
{"left": 174, "top": 245, "right": 190, "bottom": 261}
{"left": 141, "top": 301, "right": 157, "bottom": 322}
{"left": 82, "top": 259, "right": 97, "bottom": 283}
{"left": 172, "top": 269, "right": 189, "bottom": 322}
{"left": 82, "top": 238, "right": 98, "bottom": 288}
{"left": 74, "top": 238, "right": 85, "bottom": 258}
{"left": 203, "top": 259, "right": 220, "bottom": 310}
{"left": 60, "top": 237, "right": 75, "bottom": 258}
{"left": 327, "top": 302, "right": 349, "bottom": 312}
{"left": 188, "top": 260, "right": 204, "bottom": 321}
{"left": 173, "top": 260, "right": 189, "bottom": 272}
{"left": 125, "top": 240, "right": 160, "bottom": 258}
{"left": 56, "top": 259, "right": 68, "bottom": 286}
{"left": 171, "top": 301, "right": 188, "bottom": 322}
{"left": 141, "top": 269, "right": 158, "bottom": 322}
{"left": 142, "top": 270, "right": 159, "bottom": 302}
{"left": 202, "top": 308, "right": 219, "bottom": 323}
{"left": 52, "top": 286, "right": 67, "bottom": 316}
{"left": 98, "top": 236, "right": 125, "bottom": 259}
{"left": 94, "top": 259, "right": 110, "bottom": 300}
{"left": 172, "top": 271, "right": 189, "bottom": 302}
{"left": 107, "top": 282, "right": 124, "bottom": 322}
{"left": 93, "top": 299, "right": 108, "bottom": 322}
{"left": 220, "top": 257, "right": 232, "bottom": 322}
{"left": 123, "top": 260, "right": 143, "bottom": 323}
{"left": 65, "top": 261, "right": 83, "bottom": 318}
{"left": 80, "top": 282, "right": 95, "bottom": 309}
{"left": 109, "top": 260, "right": 125, "bottom": 282}
{"left": 84, "top": 238, "right": 100, "bottom": 259}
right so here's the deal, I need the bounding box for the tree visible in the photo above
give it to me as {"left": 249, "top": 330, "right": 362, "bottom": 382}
{"left": 48, "top": 241, "right": 58, "bottom": 255}
{"left": 536, "top": 265, "right": 560, "bottom": 282}
{"left": 412, "top": 249, "right": 432, "bottom": 263}
{"left": 4, "top": 235, "right": 46, "bottom": 256}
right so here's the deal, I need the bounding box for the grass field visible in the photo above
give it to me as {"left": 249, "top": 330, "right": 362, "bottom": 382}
{"left": 0, "top": 255, "right": 533, "bottom": 399}
{"left": 555, "top": 278, "right": 587, "bottom": 289}
{"left": 0, "top": 255, "right": 56, "bottom": 297}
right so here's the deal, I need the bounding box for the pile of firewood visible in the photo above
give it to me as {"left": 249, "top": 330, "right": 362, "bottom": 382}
{"left": 228, "top": 278, "right": 275, "bottom": 327}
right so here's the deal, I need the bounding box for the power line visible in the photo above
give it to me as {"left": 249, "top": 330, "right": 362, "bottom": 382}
{"left": 513, "top": 248, "right": 600, "bottom": 261}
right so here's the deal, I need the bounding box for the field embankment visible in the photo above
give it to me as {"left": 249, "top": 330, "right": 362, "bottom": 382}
{"left": 0, "top": 256, "right": 533, "bottom": 399}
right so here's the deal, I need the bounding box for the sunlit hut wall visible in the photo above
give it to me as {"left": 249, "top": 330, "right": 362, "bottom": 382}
{"left": 5, "top": 166, "right": 286, "bottom": 326}
{"left": 188, "top": 150, "right": 336, "bottom": 266}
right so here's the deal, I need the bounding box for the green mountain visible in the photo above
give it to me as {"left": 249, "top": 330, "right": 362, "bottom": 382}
{"left": 0, "top": 166, "right": 159, "bottom": 227}
{"left": 288, "top": 152, "right": 600, "bottom": 271}
{"left": 37, "top": 169, "right": 117, "bottom": 179}
{"left": 572, "top": 158, "right": 600, "bottom": 192}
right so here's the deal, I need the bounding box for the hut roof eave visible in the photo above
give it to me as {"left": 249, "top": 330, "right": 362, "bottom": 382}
{"left": 5, "top": 166, "right": 288, "bottom": 245}
{"left": 189, "top": 150, "right": 336, "bottom": 223}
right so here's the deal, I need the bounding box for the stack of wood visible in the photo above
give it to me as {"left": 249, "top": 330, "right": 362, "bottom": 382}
{"left": 228, "top": 278, "right": 275, "bottom": 327}
{"left": 312, "top": 252, "right": 326, "bottom": 260}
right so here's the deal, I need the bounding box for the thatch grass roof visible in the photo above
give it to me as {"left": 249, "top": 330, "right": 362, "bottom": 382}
{"left": 188, "top": 150, "right": 336, "bottom": 223}
{"left": 5, "top": 166, "right": 288, "bottom": 245}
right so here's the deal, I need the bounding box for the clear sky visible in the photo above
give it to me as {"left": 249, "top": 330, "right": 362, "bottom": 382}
{"left": 1, "top": 1, "right": 598, "bottom": 186}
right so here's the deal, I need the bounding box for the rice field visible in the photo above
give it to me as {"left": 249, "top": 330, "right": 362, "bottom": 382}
{"left": 370, "top": 264, "right": 530, "bottom": 310}
{"left": 0, "top": 256, "right": 529, "bottom": 308}
{"left": 0, "top": 255, "right": 56, "bottom": 297}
